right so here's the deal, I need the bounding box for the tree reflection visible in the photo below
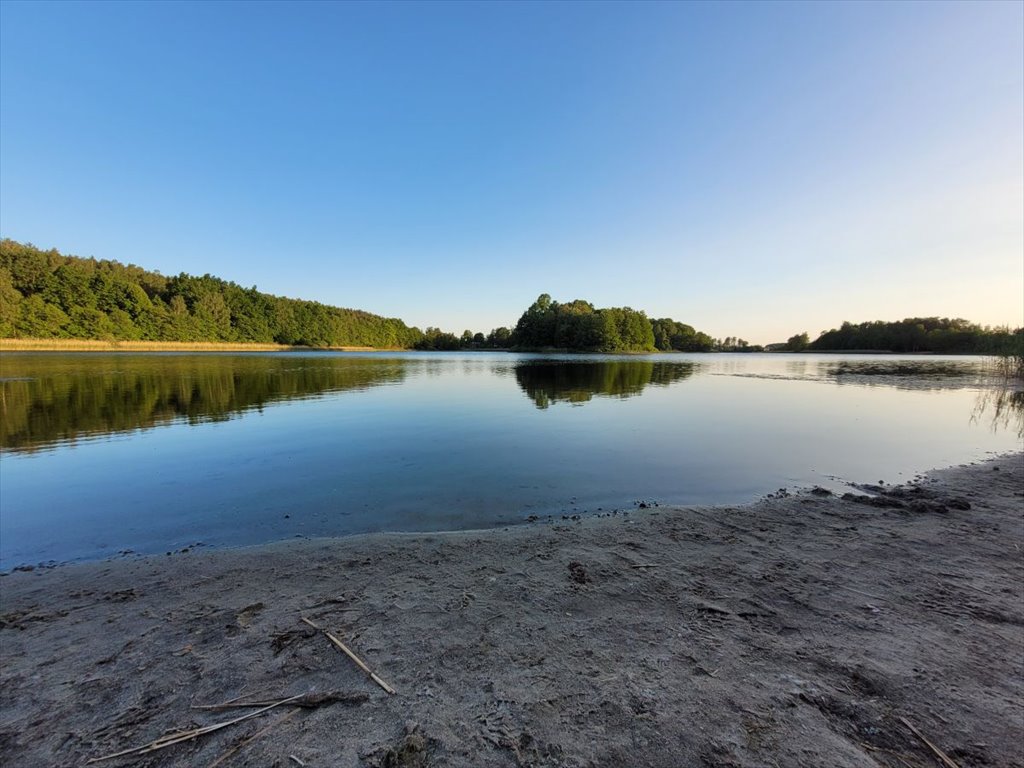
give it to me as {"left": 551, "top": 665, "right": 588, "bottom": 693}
{"left": 514, "top": 360, "right": 695, "bottom": 409}
{"left": 0, "top": 355, "right": 407, "bottom": 452}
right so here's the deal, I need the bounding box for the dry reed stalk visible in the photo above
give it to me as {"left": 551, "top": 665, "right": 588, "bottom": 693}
{"left": 206, "top": 709, "right": 299, "bottom": 768}
{"left": 87, "top": 693, "right": 304, "bottom": 763}
{"left": 193, "top": 691, "right": 369, "bottom": 711}
{"left": 301, "top": 617, "right": 396, "bottom": 695}
{"left": 898, "top": 716, "right": 961, "bottom": 768}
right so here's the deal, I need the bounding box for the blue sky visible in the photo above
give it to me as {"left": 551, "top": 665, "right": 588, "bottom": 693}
{"left": 1, "top": 1, "right": 1021, "bottom": 343}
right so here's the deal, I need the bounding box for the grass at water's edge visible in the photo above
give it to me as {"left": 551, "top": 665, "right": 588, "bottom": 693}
{"left": 994, "top": 352, "right": 1024, "bottom": 380}
{"left": 0, "top": 338, "right": 393, "bottom": 352}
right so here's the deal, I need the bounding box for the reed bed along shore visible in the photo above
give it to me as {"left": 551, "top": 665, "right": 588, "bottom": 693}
{"left": 0, "top": 338, "right": 383, "bottom": 352}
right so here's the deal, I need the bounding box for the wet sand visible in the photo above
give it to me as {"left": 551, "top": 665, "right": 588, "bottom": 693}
{"left": 1, "top": 454, "right": 1022, "bottom": 767}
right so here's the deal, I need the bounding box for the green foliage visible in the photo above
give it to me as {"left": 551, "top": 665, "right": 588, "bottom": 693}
{"left": 785, "top": 332, "right": 810, "bottom": 351}
{"left": 486, "top": 327, "right": 512, "bottom": 348}
{"left": 810, "top": 318, "right": 1021, "bottom": 355}
{"left": 0, "top": 239, "right": 424, "bottom": 348}
{"left": 510, "top": 294, "right": 661, "bottom": 352}
{"left": 0, "top": 266, "right": 23, "bottom": 336}
{"left": 650, "top": 318, "right": 715, "bottom": 351}
{"left": 414, "top": 327, "right": 462, "bottom": 350}
{"left": 711, "top": 336, "right": 762, "bottom": 352}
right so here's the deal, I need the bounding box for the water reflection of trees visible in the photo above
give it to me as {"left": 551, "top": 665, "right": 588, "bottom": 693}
{"left": 514, "top": 360, "right": 695, "bottom": 409}
{"left": 0, "top": 355, "right": 407, "bottom": 452}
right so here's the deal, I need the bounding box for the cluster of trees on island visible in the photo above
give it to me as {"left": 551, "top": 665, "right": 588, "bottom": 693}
{"left": 2, "top": 240, "right": 1019, "bottom": 357}
{"left": 508, "top": 293, "right": 719, "bottom": 352}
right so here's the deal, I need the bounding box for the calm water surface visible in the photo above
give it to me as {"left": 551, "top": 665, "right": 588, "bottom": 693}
{"left": 1, "top": 352, "right": 1020, "bottom": 567}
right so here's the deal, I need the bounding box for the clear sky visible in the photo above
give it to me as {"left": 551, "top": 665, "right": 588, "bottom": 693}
{"left": 1, "top": 1, "right": 1021, "bottom": 344}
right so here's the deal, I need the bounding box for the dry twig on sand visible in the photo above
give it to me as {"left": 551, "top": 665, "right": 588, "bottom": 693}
{"left": 193, "top": 691, "right": 369, "bottom": 711}
{"left": 899, "top": 716, "right": 961, "bottom": 768}
{"left": 206, "top": 709, "right": 299, "bottom": 768}
{"left": 87, "top": 694, "right": 305, "bottom": 763}
{"left": 301, "top": 616, "right": 396, "bottom": 694}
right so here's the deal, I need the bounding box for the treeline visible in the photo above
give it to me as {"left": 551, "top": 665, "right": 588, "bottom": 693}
{"left": 8, "top": 241, "right": 1016, "bottom": 357}
{"left": 509, "top": 294, "right": 716, "bottom": 352}
{"left": 0, "top": 240, "right": 423, "bottom": 348}
{"left": 650, "top": 318, "right": 717, "bottom": 352}
{"left": 414, "top": 326, "right": 512, "bottom": 351}
{"left": 807, "top": 318, "right": 1023, "bottom": 355}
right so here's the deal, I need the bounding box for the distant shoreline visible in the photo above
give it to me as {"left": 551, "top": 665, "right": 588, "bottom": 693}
{"left": 0, "top": 338, "right": 1001, "bottom": 355}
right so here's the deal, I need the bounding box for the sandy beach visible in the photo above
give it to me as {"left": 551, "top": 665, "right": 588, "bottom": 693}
{"left": 1, "top": 454, "right": 1022, "bottom": 767}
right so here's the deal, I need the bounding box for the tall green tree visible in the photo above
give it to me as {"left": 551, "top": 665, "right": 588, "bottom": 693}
{"left": 786, "top": 332, "right": 810, "bottom": 351}
{"left": 0, "top": 267, "right": 23, "bottom": 336}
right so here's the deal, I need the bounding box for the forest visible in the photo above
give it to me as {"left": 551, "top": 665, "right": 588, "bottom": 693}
{"left": 0, "top": 242, "right": 716, "bottom": 352}
{"left": 808, "top": 318, "right": 1022, "bottom": 355}
{"left": 0, "top": 240, "right": 424, "bottom": 348}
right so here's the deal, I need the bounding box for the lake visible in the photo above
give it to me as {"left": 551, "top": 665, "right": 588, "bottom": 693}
{"left": 1, "top": 351, "right": 1020, "bottom": 568}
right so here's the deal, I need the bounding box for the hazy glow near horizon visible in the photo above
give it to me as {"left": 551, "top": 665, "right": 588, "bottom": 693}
{"left": 1, "top": 1, "right": 1021, "bottom": 344}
